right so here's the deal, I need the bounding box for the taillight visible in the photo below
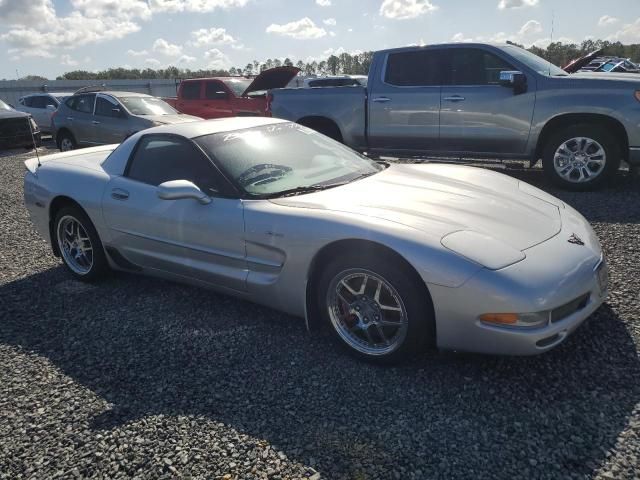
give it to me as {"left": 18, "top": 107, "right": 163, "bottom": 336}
{"left": 265, "top": 93, "right": 274, "bottom": 117}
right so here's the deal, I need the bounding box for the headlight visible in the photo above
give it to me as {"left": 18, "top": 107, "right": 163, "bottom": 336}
{"left": 479, "top": 311, "right": 549, "bottom": 329}
{"left": 441, "top": 230, "right": 525, "bottom": 270}
{"left": 29, "top": 117, "right": 38, "bottom": 130}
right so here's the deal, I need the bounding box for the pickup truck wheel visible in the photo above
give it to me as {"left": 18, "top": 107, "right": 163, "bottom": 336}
{"left": 542, "top": 124, "right": 620, "bottom": 191}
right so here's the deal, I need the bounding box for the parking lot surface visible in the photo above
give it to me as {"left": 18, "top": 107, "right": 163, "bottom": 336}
{"left": 1, "top": 141, "right": 639, "bottom": 480}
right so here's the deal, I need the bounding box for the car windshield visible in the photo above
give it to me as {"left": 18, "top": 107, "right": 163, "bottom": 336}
{"left": 222, "top": 78, "right": 251, "bottom": 96}
{"left": 0, "top": 99, "right": 11, "bottom": 110}
{"left": 118, "top": 96, "right": 177, "bottom": 116}
{"left": 502, "top": 45, "right": 568, "bottom": 76}
{"left": 195, "top": 122, "right": 384, "bottom": 197}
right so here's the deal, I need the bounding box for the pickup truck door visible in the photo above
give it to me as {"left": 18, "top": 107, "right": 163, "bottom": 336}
{"left": 439, "top": 47, "right": 535, "bottom": 155}
{"left": 175, "top": 80, "right": 205, "bottom": 118}
{"left": 367, "top": 49, "right": 443, "bottom": 154}
{"left": 203, "top": 80, "right": 235, "bottom": 118}
{"left": 101, "top": 134, "right": 247, "bottom": 291}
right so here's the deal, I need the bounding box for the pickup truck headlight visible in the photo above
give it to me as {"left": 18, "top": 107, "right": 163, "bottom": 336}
{"left": 441, "top": 230, "right": 525, "bottom": 270}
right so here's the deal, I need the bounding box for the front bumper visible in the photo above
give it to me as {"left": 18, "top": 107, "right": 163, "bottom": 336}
{"left": 628, "top": 147, "right": 640, "bottom": 166}
{"left": 428, "top": 204, "right": 607, "bottom": 356}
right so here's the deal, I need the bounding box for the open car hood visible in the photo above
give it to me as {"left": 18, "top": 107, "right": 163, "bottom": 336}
{"left": 242, "top": 66, "right": 300, "bottom": 96}
{"left": 563, "top": 49, "right": 604, "bottom": 73}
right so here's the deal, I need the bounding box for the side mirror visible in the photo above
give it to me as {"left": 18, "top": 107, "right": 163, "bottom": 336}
{"left": 499, "top": 71, "right": 527, "bottom": 94}
{"left": 157, "top": 180, "right": 211, "bottom": 205}
{"left": 46, "top": 104, "right": 56, "bottom": 112}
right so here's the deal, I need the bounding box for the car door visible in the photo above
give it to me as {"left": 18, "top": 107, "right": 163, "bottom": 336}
{"left": 29, "top": 95, "right": 51, "bottom": 128}
{"left": 203, "top": 80, "right": 234, "bottom": 118}
{"left": 439, "top": 47, "right": 536, "bottom": 155}
{"left": 101, "top": 134, "right": 247, "bottom": 291}
{"left": 367, "top": 48, "right": 443, "bottom": 154}
{"left": 175, "top": 80, "right": 204, "bottom": 117}
{"left": 65, "top": 94, "right": 97, "bottom": 146}
{"left": 92, "top": 95, "right": 130, "bottom": 144}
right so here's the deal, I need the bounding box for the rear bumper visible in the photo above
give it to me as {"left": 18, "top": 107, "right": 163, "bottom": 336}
{"left": 628, "top": 147, "right": 640, "bottom": 166}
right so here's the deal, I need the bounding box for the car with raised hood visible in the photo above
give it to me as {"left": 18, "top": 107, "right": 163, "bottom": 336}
{"left": 16, "top": 92, "right": 74, "bottom": 133}
{"left": 268, "top": 43, "right": 640, "bottom": 191}
{"left": 163, "top": 66, "right": 299, "bottom": 119}
{"left": 0, "top": 98, "right": 40, "bottom": 150}
{"left": 53, "top": 90, "right": 200, "bottom": 152}
{"left": 24, "top": 117, "right": 608, "bottom": 363}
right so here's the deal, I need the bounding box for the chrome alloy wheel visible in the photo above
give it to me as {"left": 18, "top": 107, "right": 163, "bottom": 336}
{"left": 56, "top": 215, "right": 94, "bottom": 275}
{"left": 60, "top": 137, "right": 74, "bottom": 151}
{"left": 326, "top": 269, "right": 408, "bottom": 356}
{"left": 553, "top": 137, "right": 606, "bottom": 184}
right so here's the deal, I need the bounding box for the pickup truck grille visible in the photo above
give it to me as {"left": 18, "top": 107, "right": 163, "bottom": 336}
{"left": 0, "top": 117, "right": 30, "bottom": 138}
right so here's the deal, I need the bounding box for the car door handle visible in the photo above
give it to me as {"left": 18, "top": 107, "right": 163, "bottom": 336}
{"left": 443, "top": 95, "right": 466, "bottom": 102}
{"left": 372, "top": 97, "right": 391, "bottom": 103}
{"left": 92, "top": 120, "right": 100, "bottom": 125}
{"left": 111, "top": 188, "right": 129, "bottom": 200}
{"left": 66, "top": 116, "right": 74, "bottom": 121}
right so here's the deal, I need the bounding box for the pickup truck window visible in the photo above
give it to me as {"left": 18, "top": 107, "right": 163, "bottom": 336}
{"left": 181, "top": 81, "right": 202, "bottom": 100}
{"left": 449, "top": 48, "right": 514, "bottom": 85}
{"left": 223, "top": 79, "right": 251, "bottom": 97}
{"left": 385, "top": 50, "right": 442, "bottom": 86}
{"left": 205, "top": 81, "right": 229, "bottom": 100}
{"left": 501, "top": 45, "right": 567, "bottom": 76}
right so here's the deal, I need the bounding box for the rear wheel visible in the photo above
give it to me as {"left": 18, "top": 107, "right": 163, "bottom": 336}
{"left": 542, "top": 124, "right": 620, "bottom": 191}
{"left": 57, "top": 131, "right": 76, "bottom": 152}
{"left": 317, "top": 254, "right": 434, "bottom": 364}
{"left": 54, "top": 206, "right": 108, "bottom": 281}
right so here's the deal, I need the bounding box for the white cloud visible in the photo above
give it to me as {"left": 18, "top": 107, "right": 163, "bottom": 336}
{"left": 60, "top": 54, "right": 78, "bottom": 66}
{"left": 531, "top": 36, "right": 577, "bottom": 48}
{"left": 153, "top": 38, "right": 183, "bottom": 56}
{"left": 323, "top": 18, "right": 336, "bottom": 26}
{"left": 178, "top": 54, "right": 197, "bottom": 63}
{"left": 607, "top": 18, "right": 640, "bottom": 43}
{"left": 150, "top": 0, "right": 248, "bottom": 13}
{"left": 266, "top": 17, "right": 327, "bottom": 39}
{"left": 204, "top": 48, "right": 231, "bottom": 69}
{"left": 145, "top": 58, "right": 162, "bottom": 66}
{"left": 70, "top": 0, "right": 151, "bottom": 20}
{"left": 498, "top": 0, "right": 538, "bottom": 9}
{"left": 316, "top": 0, "right": 331, "bottom": 6}
{"left": 379, "top": 0, "right": 437, "bottom": 20}
{"left": 189, "top": 27, "right": 237, "bottom": 47}
{"left": 518, "top": 19, "right": 542, "bottom": 37}
{"left": 127, "top": 49, "right": 149, "bottom": 56}
{"left": 598, "top": 15, "right": 619, "bottom": 28}
{"left": 0, "top": 0, "right": 57, "bottom": 26}
{"left": 452, "top": 32, "right": 473, "bottom": 42}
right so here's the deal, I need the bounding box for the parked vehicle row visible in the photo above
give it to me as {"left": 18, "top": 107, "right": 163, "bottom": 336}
{"left": 162, "top": 66, "right": 299, "bottom": 119}
{"left": 268, "top": 43, "right": 640, "bottom": 191}
{"left": 53, "top": 89, "right": 200, "bottom": 151}
{"left": 0, "top": 98, "right": 40, "bottom": 150}
{"left": 23, "top": 117, "right": 609, "bottom": 363}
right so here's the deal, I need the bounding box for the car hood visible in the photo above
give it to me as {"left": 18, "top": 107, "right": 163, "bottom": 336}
{"left": 140, "top": 113, "right": 202, "bottom": 124}
{"left": 569, "top": 71, "right": 640, "bottom": 83}
{"left": 563, "top": 49, "right": 603, "bottom": 73}
{"left": 242, "top": 66, "right": 301, "bottom": 96}
{"left": 0, "top": 109, "right": 29, "bottom": 119}
{"left": 271, "top": 164, "right": 562, "bottom": 251}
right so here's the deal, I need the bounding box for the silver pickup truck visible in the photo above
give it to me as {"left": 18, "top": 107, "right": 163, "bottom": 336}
{"left": 268, "top": 43, "right": 640, "bottom": 190}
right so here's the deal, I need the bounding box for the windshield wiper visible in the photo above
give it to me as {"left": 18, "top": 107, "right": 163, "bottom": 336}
{"left": 266, "top": 185, "right": 329, "bottom": 198}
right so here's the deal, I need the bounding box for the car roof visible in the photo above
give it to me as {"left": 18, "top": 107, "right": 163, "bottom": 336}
{"left": 144, "top": 117, "right": 289, "bottom": 139}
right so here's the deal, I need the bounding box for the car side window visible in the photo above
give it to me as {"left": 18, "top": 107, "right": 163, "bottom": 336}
{"left": 385, "top": 50, "right": 442, "bottom": 86}
{"left": 67, "top": 94, "right": 96, "bottom": 113}
{"left": 95, "top": 96, "right": 121, "bottom": 117}
{"left": 449, "top": 48, "right": 515, "bottom": 86}
{"left": 205, "top": 81, "right": 228, "bottom": 100}
{"left": 22, "top": 97, "right": 33, "bottom": 107}
{"left": 126, "top": 136, "right": 222, "bottom": 195}
{"left": 30, "top": 96, "right": 47, "bottom": 109}
{"left": 181, "top": 81, "right": 201, "bottom": 100}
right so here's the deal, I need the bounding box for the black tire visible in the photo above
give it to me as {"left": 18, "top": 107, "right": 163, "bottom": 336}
{"left": 316, "top": 252, "right": 434, "bottom": 364}
{"left": 57, "top": 130, "right": 76, "bottom": 152}
{"left": 54, "top": 205, "right": 109, "bottom": 281}
{"left": 542, "top": 124, "right": 621, "bottom": 191}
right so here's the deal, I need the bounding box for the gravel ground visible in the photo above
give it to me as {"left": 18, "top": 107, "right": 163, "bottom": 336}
{"left": 0, "top": 141, "right": 639, "bottom": 480}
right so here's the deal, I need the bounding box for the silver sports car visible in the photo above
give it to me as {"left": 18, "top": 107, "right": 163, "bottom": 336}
{"left": 24, "top": 117, "right": 608, "bottom": 362}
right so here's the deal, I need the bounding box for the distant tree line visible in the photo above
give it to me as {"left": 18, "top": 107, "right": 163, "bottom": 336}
{"left": 42, "top": 39, "right": 640, "bottom": 81}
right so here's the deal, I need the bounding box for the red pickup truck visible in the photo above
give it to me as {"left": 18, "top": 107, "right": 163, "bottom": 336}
{"left": 164, "top": 66, "right": 299, "bottom": 119}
